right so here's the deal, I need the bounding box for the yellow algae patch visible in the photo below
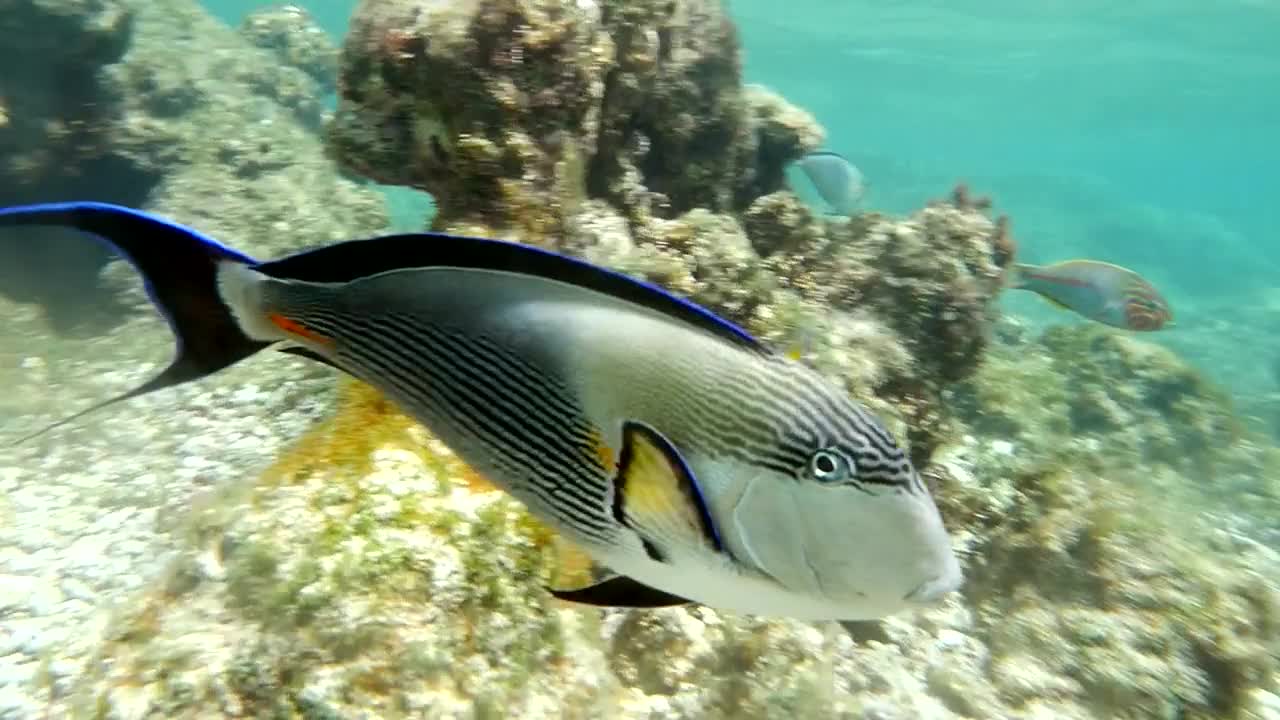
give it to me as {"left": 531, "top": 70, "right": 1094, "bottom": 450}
{"left": 547, "top": 534, "right": 599, "bottom": 596}
{"left": 261, "top": 376, "right": 484, "bottom": 495}
{"left": 253, "top": 376, "right": 606, "bottom": 591}
{"left": 257, "top": 377, "right": 419, "bottom": 486}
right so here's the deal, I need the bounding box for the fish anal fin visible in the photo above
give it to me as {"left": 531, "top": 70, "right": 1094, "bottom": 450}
{"left": 611, "top": 421, "right": 723, "bottom": 556}
{"left": 549, "top": 534, "right": 599, "bottom": 590}
{"left": 839, "top": 620, "right": 891, "bottom": 645}
{"left": 278, "top": 345, "right": 344, "bottom": 371}
{"left": 547, "top": 575, "right": 693, "bottom": 609}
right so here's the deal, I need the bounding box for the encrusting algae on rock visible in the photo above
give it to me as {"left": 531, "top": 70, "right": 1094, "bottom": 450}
{"left": 70, "top": 377, "right": 619, "bottom": 718}
{"left": 931, "top": 322, "right": 1280, "bottom": 719}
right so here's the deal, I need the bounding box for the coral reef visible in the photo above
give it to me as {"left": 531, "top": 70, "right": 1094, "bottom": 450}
{"left": 319, "top": 3, "right": 1280, "bottom": 713}
{"left": 930, "top": 438, "right": 1280, "bottom": 720}
{"left": 327, "top": 0, "right": 822, "bottom": 238}
{"left": 934, "top": 324, "right": 1280, "bottom": 719}
{"left": 70, "top": 366, "right": 1280, "bottom": 719}
{"left": 67, "top": 379, "right": 612, "bottom": 718}
{"left": 954, "top": 324, "right": 1280, "bottom": 516}
{"left": 327, "top": 0, "right": 1012, "bottom": 462}
{"left": 239, "top": 4, "right": 340, "bottom": 94}
{"left": 0, "top": 0, "right": 386, "bottom": 336}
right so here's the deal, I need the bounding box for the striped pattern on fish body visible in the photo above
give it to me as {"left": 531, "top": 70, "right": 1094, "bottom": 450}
{"left": 1010, "top": 260, "right": 1173, "bottom": 331}
{"left": 0, "top": 201, "right": 963, "bottom": 621}
{"left": 233, "top": 265, "right": 940, "bottom": 618}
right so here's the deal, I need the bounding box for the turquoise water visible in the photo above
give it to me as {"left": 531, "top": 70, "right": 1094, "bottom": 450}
{"left": 732, "top": 1, "right": 1280, "bottom": 403}
{"left": 736, "top": 0, "right": 1280, "bottom": 303}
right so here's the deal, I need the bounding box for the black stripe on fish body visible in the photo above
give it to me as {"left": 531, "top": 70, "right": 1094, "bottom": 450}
{"left": 303, "top": 307, "right": 616, "bottom": 530}
{"left": 343, "top": 337, "right": 618, "bottom": 542}
{"left": 610, "top": 421, "right": 726, "bottom": 563}
{"left": 252, "top": 232, "right": 766, "bottom": 356}
{"left": 652, "top": 357, "right": 817, "bottom": 465}
{"left": 285, "top": 301, "right": 624, "bottom": 542}
{"left": 665, "top": 355, "right": 916, "bottom": 490}
{"left": 378, "top": 326, "right": 614, "bottom": 532}
{"left": 406, "top": 326, "right": 618, "bottom": 514}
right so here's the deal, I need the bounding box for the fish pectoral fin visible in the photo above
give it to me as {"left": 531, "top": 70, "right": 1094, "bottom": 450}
{"left": 1037, "top": 294, "right": 1074, "bottom": 312}
{"left": 612, "top": 421, "right": 724, "bottom": 556}
{"left": 546, "top": 575, "right": 693, "bottom": 609}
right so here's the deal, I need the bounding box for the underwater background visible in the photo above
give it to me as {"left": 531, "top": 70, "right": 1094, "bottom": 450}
{"left": 1, "top": 0, "right": 1279, "bottom": 718}
{"left": 209, "top": 0, "right": 1280, "bottom": 408}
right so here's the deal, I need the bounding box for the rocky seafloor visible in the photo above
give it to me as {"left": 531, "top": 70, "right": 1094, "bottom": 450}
{"left": 1, "top": 1, "right": 1279, "bottom": 719}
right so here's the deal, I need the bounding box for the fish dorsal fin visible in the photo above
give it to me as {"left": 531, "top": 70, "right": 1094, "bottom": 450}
{"left": 1053, "top": 258, "right": 1131, "bottom": 274}
{"left": 256, "top": 233, "right": 765, "bottom": 355}
{"left": 547, "top": 575, "right": 693, "bottom": 609}
{"left": 802, "top": 150, "right": 851, "bottom": 162}
{"left": 610, "top": 421, "right": 724, "bottom": 559}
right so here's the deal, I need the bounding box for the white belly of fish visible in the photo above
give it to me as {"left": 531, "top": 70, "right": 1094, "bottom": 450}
{"left": 589, "top": 541, "right": 855, "bottom": 621}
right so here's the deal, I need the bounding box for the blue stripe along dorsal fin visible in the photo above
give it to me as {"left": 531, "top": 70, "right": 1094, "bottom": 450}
{"left": 257, "top": 232, "right": 766, "bottom": 354}
{"left": 0, "top": 201, "right": 260, "bottom": 264}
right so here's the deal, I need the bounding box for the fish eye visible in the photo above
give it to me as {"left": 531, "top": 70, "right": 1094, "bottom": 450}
{"left": 808, "top": 448, "right": 852, "bottom": 483}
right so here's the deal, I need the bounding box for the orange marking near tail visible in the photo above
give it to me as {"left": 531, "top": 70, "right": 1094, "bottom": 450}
{"left": 267, "top": 312, "right": 333, "bottom": 345}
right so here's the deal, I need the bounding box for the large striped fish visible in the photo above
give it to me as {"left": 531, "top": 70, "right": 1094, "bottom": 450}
{"left": 0, "top": 202, "right": 962, "bottom": 621}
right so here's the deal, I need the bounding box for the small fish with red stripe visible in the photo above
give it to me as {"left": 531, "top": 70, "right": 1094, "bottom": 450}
{"left": 1008, "top": 259, "right": 1174, "bottom": 332}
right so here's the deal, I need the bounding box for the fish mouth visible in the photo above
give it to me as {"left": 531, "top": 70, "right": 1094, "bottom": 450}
{"left": 904, "top": 570, "right": 963, "bottom": 604}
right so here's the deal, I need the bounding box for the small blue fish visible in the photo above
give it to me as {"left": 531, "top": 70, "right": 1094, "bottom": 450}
{"left": 795, "top": 151, "right": 866, "bottom": 216}
{"left": 0, "top": 201, "right": 962, "bottom": 621}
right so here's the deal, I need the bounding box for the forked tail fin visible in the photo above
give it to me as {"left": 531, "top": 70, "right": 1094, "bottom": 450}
{"left": 0, "top": 202, "right": 271, "bottom": 445}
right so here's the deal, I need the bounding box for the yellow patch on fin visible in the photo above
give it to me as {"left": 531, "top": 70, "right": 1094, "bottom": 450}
{"left": 267, "top": 312, "right": 333, "bottom": 345}
{"left": 614, "top": 421, "right": 723, "bottom": 555}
